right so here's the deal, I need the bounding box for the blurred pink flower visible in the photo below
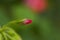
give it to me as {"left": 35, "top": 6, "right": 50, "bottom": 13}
{"left": 25, "top": 0, "right": 48, "bottom": 12}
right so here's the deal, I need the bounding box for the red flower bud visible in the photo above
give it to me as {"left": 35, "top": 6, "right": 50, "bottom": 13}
{"left": 23, "top": 19, "right": 32, "bottom": 24}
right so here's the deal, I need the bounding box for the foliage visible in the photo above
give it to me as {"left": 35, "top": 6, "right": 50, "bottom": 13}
{"left": 0, "top": 0, "right": 60, "bottom": 40}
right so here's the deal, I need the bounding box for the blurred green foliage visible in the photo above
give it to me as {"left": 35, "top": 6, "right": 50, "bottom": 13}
{"left": 0, "top": 0, "right": 60, "bottom": 40}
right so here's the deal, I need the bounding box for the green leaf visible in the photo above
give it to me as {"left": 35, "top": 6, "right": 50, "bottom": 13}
{"left": 0, "top": 26, "right": 22, "bottom": 40}
{"left": 4, "top": 27, "right": 22, "bottom": 40}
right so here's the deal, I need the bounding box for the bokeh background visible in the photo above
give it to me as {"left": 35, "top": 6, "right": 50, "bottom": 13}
{"left": 0, "top": 0, "right": 60, "bottom": 40}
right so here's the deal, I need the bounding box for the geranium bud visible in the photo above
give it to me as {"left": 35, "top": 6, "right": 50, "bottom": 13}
{"left": 25, "top": 0, "right": 48, "bottom": 12}
{"left": 23, "top": 19, "right": 32, "bottom": 24}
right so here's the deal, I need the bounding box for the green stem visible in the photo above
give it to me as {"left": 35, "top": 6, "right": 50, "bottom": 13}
{"left": 3, "top": 19, "right": 24, "bottom": 27}
{"left": 0, "top": 33, "right": 3, "bottom": 40}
